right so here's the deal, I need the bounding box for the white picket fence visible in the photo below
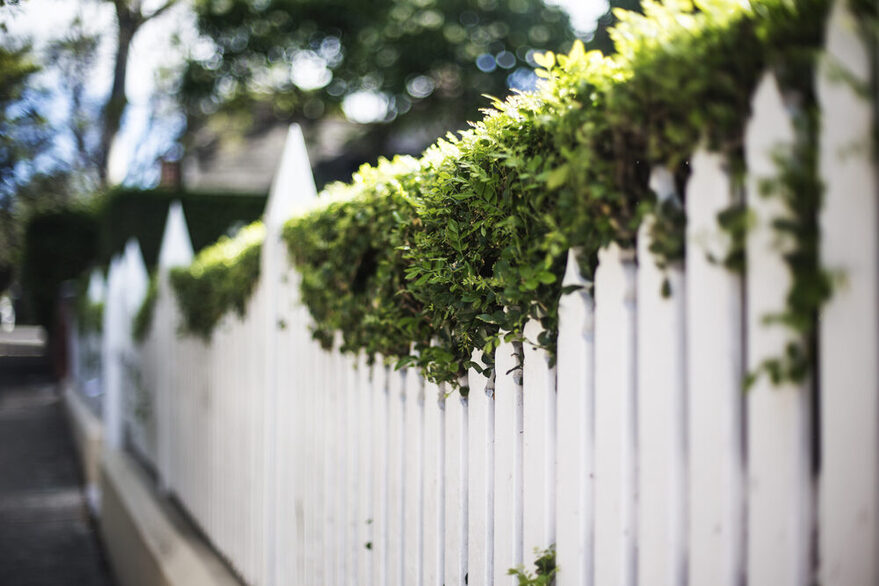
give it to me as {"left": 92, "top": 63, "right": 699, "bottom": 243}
{"left": 80, "top": 5, "right": 878, "bottom": 585}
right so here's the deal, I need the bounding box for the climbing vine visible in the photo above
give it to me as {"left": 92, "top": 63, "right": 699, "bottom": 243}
{"left": 747, "top": 108, "right": 833, "bottom": 387}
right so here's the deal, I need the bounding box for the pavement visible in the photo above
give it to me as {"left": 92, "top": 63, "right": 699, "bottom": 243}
{"left": 0, "top": 327, "right": 115, "bottom": 586}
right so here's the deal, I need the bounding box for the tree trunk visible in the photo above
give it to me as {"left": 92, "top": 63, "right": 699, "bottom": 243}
{"left": 98, "top": 6, "right": 138, "bottom": 186}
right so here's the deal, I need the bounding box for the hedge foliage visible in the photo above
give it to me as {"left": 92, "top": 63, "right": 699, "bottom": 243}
{"left": 169, "top": 222, "right": 264, "bottom": 339}
{"left": 20, "top": 208, "right": 99, "bottom": 329}
{"left": 132, "top": 274, "right": 158, "bottom": 343}
{"left": 97, "top": 187, "right": 266, "bottom": 267}
{"left": 278, "top": 0, "right": 833, "bottom": 388}
{"left": 20, "top": 187, "right": 266, "bottom": 332}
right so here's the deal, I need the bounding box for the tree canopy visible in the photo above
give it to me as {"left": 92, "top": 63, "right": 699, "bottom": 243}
{"left": 181, "top": 0, "right": 577, "bottom": 155}
{"left": 0, "top": 42, "right": 48, "bottom": 291}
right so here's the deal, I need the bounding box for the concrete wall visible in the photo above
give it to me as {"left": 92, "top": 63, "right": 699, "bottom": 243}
{"left": 99, "top": 449, "right": 241, "bottom": 586}
{"left": 63, "top": 388, "right": 240, "bottom": 586}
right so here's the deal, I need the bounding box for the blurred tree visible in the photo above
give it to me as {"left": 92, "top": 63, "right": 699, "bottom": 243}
{"left": 584, "top": 0, "right": 643, "bottom": 55}
{"left": 180, "top": 0, "right": 577, "bottom": 159}
{"left": 0, "top": 42, "right": 49, "bottom": 292}
{"left": 97, "top": 0, "right": 179, "bottom": 185}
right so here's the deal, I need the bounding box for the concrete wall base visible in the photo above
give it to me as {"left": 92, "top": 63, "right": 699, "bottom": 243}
{"left": 63, "top": 388, "right": 241, "bottom": 586}
{"left": 63, "top": 385, "right": 103, "bottom": 515}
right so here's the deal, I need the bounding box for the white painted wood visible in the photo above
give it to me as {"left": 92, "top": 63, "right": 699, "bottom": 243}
{"left": 818, "top": 3, "right": 879, "bottom": 584}
{"left": 423, "top": 376, "right": 441, "bottom": 586}
{"left": 594, "top": 242, "right": 638, "bottom": 586}
{"left": 745, "top": 72, "right": 813, "bottom": 586}
{"left": 637, "top": 168, "right": 688, "bottom": 586}
{"left": 493, "top": 339, "right": 522, "bottom": 585}
{"left": 371, "top": 362, "right": 388, "bottom": 586}
{"left": 467, "top": 352, "right": 490, "bottom": 586}
{"left": 264, "top": 123, "right": 318, "bottom": 235}
{"left": 102, "top": 258, "right": 121, "bottom": 450}
{"left": 155, "top": 201, "right": 194, "bottom": 494}
{"left": 556, "top": 249, "right": 595, "bottom": 586}
{"left": 522, "top": 318, "right": 557, "bottom": 562}
{"left": 444, "top": 383, "right": 464, "bottom": 586}
{"left": 356, "top": 353, "right": 373, "bottom": 586}
{"left": 685, "top": 147, "right": 745, "bottom": 586}
{"left": 387, "top": 366, "right": 405, "bottom": 586}
{"left": 437, "top": 386, "right": 447, "bottom": 586}
{"left": 403, "top": 366, "right": 423, "bottom": 585}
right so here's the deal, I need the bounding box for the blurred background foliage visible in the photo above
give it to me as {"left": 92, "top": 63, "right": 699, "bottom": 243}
{"left": 180, "top": 0, "right": 578, "bottom": 158}
{"left": 0, "top": 0, "right": 642, "bottom": 327}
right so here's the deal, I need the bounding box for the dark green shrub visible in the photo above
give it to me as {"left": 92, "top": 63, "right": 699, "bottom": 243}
{"left": 20, "top": 207, "right": 99, "bottom": 329}
{"left": 169, "top": 222, "right": 264, "bottom": 339}
{"left": 96, "top": 187, "right": 267, "bottom": 267}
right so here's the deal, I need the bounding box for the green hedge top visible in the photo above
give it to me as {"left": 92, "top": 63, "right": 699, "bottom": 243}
{"left": 161, "top": 0, "right": 854, "bottom": 390}
{"left": 97, "top": 187, "right": 267, "bottom": 268}
{"left": 279, "top": 0, "right": 834, "bottom": 388}
{"left": 169, "top": 221, "right": 265, "bottom": 340}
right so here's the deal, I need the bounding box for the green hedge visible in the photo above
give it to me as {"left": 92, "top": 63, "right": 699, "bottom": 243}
{"left": 20, "top": 208, "right": 99, "bottom": 329}
{"left": 19, "top": 188, "right": 266, "bottom": 331}
{"left": 168, "top": 0, "right": 860, "bottom": 391}
{"left": 279, "top": 0, "right": 834, "bottom": 389}
{"left": 169, "top": 222, "right": 264, "bottom": 340}
{"left": 96, "top": 187, "right": 267, "bottom": 268}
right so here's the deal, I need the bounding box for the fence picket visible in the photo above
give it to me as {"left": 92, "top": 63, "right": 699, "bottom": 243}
{"left": 556, "top": 249, "right": 595, "bottom": 586}
{"left": 404, "top": 365, "right": 423, "bottom": 585}
{"left": 388, "top": 366, "right": 405, "bottom": 586}
{"left": 444, "top": 385, "right": 464, "bottom": 586}
{"left": 423, "top": 377, "right": 442, "bottom": 586}
{"left": 685, "top": 147, "right": 745, "bottom": 586}
{"left": 356, "top": 353, "right": 373, "bottom": 586}
{"left": 594, "top": 242, "right": 638, "bottom": 586}
{"left": 744, "top": 72, "right": 813, "bottom": 586}
{"left": 522, "top": 318, "right": 557, "bottom": 564}
{"left": 637, "top": 168, "right": 688, "bottom": 586}
{"left": 467, "top": 353, "right": 491, "bottom": 586}
{"left": 817, "top": 3, "right": 879, "bottom": 584}
{"left": 493, "top": 339, "right": 520, "bottom": 585}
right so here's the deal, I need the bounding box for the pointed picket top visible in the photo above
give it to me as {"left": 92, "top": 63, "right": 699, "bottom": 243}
{"left": 648, "top": 165, "right": 676, "bottom": 203}
{"left": 745, "top": 72, "right": 795, "bottom": 178}
{"left": 264, "top": 123, "right": 318, "bottom": 231}
{"left": 158, "top": 201, "right": 194, "bottom": 270}
{"left": 87, "top": 269, "right": 106, "bottom": 304}
{"left": 824, "top": 0, "right": 871, "bottom": 80}
{"left": 123, "top": 238, "right": 149, "bottom": 317}
{"left": 104, "top": 256, "right": 124, "bottom": 344}
{"left": 562, "top": 248, "right": 589, "bottom": 289}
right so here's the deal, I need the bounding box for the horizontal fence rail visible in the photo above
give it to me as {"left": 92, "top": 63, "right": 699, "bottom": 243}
{"left": 76, "top": 10, "right": 878, "bottom": 586}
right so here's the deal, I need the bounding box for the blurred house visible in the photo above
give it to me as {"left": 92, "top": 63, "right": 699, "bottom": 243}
{"left": 181, "top": 113, "right": 388, "bottom": 192}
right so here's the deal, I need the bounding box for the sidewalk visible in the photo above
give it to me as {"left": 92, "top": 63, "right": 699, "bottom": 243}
{"left": 0, "top": 327, "right": 114, "bottom": 586}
